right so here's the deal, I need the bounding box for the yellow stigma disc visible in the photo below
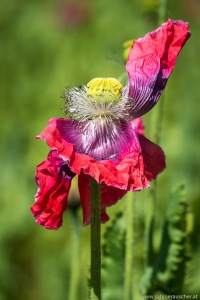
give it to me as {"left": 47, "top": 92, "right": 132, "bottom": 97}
{"left": 86, "top": 77, "right": 122, "bottom": 103}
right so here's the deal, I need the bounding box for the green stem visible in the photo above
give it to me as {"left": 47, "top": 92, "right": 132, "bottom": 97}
{"left": 124, "top": 192, "right": 133, "bottom": 300}
{"left": 90, "top": 178, "right": 101, "bottom": 300}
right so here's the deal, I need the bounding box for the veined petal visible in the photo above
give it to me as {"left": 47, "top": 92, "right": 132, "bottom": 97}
{"left": 126, "top": 19, "right": 191, "bottom": 118}
{"left": 37, "top": 118, "right": 151, "bottom": 191}
{"left": 31, "top": 150, "right": 75, "bottom": 229}
{"left": 38, "top": 117, "right": 142, "bottom": 162}
{"left": 57, "top": 117, "right": 134, "bottom": 161}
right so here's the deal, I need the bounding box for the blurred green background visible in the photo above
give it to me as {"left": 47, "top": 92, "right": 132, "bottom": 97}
{"left": 1, "top": 0, "right": 200, "bottom": 299}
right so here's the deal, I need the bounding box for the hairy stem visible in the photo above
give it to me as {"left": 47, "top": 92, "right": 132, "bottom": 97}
{"left": 90, "top": 178, "right": 101, "bottom": 300}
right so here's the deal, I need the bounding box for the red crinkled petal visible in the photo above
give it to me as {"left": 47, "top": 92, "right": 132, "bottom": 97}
{"left": 78, "top": 172, "right": 127, "bottom": 225}
{"left": 139, "top": 135, "right": 166, "bottom": 181}
{"left": 100, "top": 182, "right": 127, "bottom": 211}
{"left": 126, "top": 19, "right": 191, "bottom": 118}
{"left": 34, "top": 118, "right": 166, "bottom": 227}
{"left": 37, "top": 118, "right": 150, "bottom": 191}
{"left": 31, "top": 150, "right": 75, "bottom": 230}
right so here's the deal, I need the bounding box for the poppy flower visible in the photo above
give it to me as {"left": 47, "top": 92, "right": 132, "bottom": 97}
{"left": 31, "top": 19, "right": 190, "bottom": 229}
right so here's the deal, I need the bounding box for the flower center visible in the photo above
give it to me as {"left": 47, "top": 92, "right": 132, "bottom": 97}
{"left": 63, "top": 77, "right": 131, "bottom": 122}
{"left": 86, "top": 77, "right": 123, "bottom": 104}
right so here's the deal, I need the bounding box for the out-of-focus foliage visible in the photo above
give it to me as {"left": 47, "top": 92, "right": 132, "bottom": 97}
{"left": 140, "top": 183, "right": 193, "bottom": 295}
{"left": 102, "top": 212, "right": 126, "bottom": 300}
{"left": 0, "top": 0, "right": 200, "bottom": 299}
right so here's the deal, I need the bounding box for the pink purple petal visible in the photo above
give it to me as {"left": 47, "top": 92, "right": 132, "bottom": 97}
{"left": 126, "top": 19, "right": 191, "bottom": 118}
{"left": 36, "top": 118, "right": 155, "bottom": 191}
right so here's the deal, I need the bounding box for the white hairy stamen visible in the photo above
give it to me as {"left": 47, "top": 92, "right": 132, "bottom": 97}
{"left": 63, "top": 84, "right": 133, "bottom": 123}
